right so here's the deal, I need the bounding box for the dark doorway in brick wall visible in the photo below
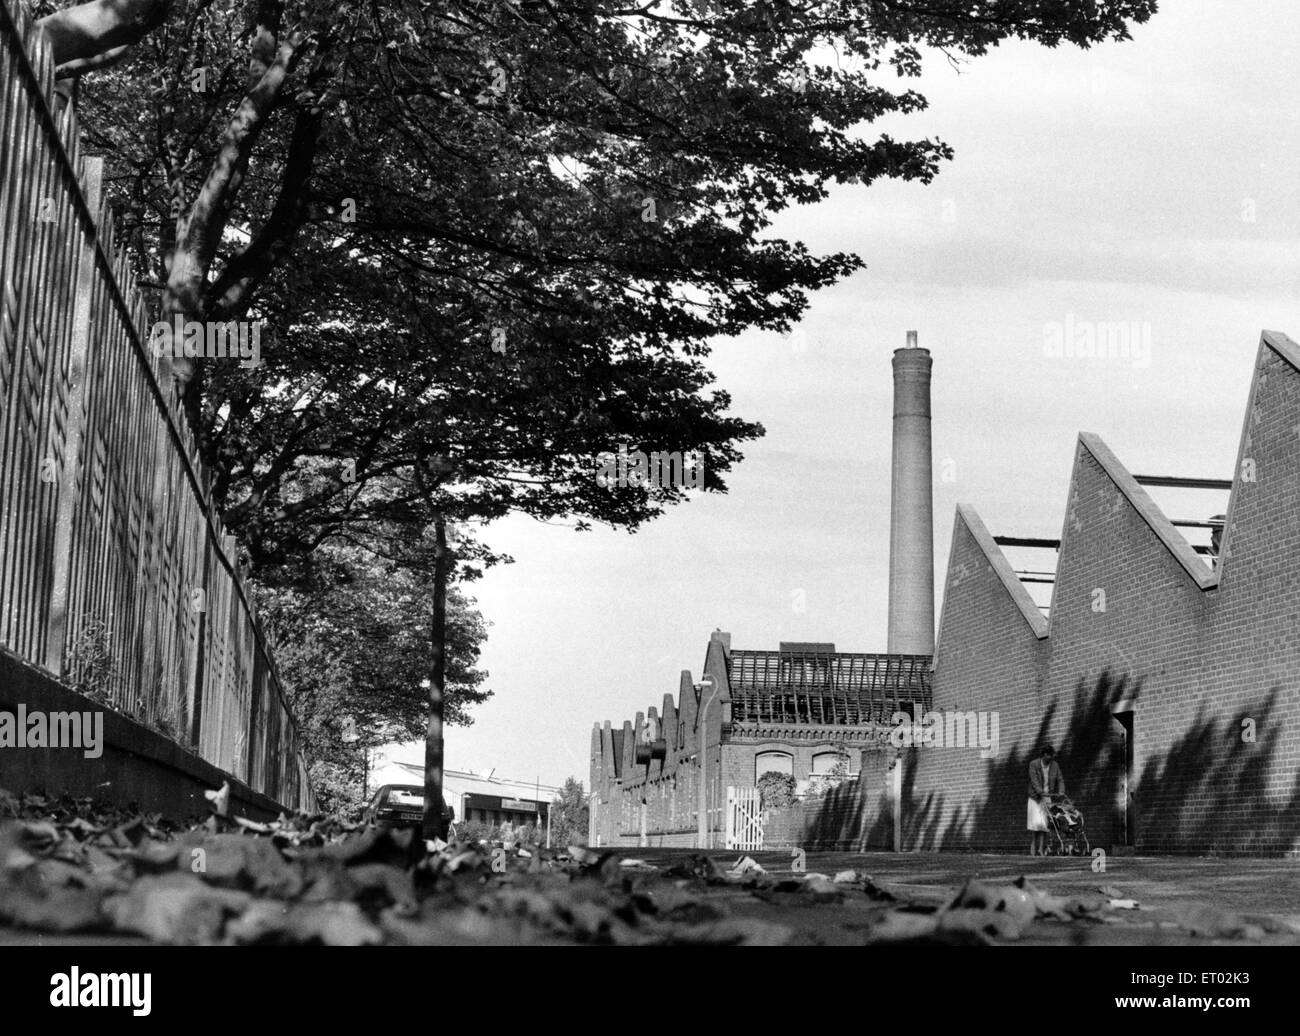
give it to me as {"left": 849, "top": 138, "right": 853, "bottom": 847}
{"left": 1112, "top": 706, "right": 1135, "bottom": 846}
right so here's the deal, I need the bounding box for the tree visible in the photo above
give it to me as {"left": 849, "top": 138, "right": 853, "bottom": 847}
{"left": 550, "top": 777, "right": 590, "bottom": 848}
{"left": 254, "top": 527, "right": 490, "bottom": 817}
{"left": 49, "top": 0, "right": 1159, "bottom": 493}
{"left": 47, "top": 0, "right": 1163, "bottom": 545}
{"left": 46, "top": 0, "right": 1157, "bottom": 835}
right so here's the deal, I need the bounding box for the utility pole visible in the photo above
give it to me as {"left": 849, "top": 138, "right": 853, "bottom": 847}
{"left": 697, "top": 676, "right": 718, "bottom": 850}
{"left": 341, "top": 717, "right": 363, "bottom": 803}
{"left": 421, "top": 514, "right": 449, "bottom": 843}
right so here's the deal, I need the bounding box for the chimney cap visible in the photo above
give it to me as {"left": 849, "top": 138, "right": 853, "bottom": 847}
{"left": 894, "top": 330, "right": 930, "bottom": 360}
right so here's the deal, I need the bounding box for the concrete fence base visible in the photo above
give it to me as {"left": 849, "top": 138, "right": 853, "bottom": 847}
{"left": 0, "top": 647, "right": 293, "bottom": 822}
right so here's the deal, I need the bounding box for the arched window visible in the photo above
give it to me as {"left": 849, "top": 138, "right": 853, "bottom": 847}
{"left": 754, "top": 751, "right": 793, "bottom": 783}
{"left": 812, "top": 750, "right": 849, "bottom": 775}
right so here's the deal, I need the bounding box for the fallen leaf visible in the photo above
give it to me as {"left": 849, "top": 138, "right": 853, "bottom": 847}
{"left": 346, "top": 862, "right": 417, "bottom": 914}
{"left": 0, "top": 877, "right": 105, "bottom": 932}
{"left": 19, "top": 821, "right": 59, "bottom": 852}
{"left": 205, "top": 782, "right": 231, "bottom": 819}
{"left": 567, "top": 845, "right": 602, "bottom": 866}
{"left": 109, "top": 817, "right": 147, "bottom": 848}
{"left": 1174, "top": 903, "right": 1267, "bottom": 940}
{"left": 669, "top": 917, "right": 793, "bottom": 945}
{"left": 802, "top": 875, "right": 843, "bottom": 903}
{"left": 105, "top": 874, "right": 251, "bottom": 944}
{"left": 939, "top": 907, "right": 1023, "bottom": 941}
{"left": 864, "top": 910, "right": 941, "bottom": 943}
{"left": 227, "top": 899, "right": 382, "bottom": 946}
{"left": 950, "top": 879, "right": 1036, "bottom": 926}
{"left": 1012, "top": 876, "right": 1074, "bottom": 921}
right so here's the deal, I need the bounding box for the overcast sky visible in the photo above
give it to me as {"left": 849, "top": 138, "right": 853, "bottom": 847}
{"left": 384, "top": 1, "right": 1300, "bottom": 789}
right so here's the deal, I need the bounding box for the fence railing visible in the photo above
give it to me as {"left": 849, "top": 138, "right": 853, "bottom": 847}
{"left": 725, "top": 786, "right": 763, "bottom": 850}
{"left": 0, "top": 0, "right": 312, "bottom": 811}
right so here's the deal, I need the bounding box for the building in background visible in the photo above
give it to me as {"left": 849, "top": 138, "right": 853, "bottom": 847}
{"left": 908, "top": 331, "right": 1300, "bottom": 855}
{"left": 370, "top": 757, "right": 558, "bottom": 831}
{"left": 589, "top": 331, "right": 1300, "bottom": 856}
{"left": 589, "top": 336, "right": 938, "bottom": 850}
{"left": 588, "top": 632, "right": 932, "bottom": 848}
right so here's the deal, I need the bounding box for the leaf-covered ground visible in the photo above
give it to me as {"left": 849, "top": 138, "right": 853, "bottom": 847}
{"left": 2, "top": 789, "right": 1297, "bottom": 946}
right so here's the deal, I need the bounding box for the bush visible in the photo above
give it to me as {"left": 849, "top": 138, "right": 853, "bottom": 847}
{"left": 456, "top": 820, "right": 493, "bottom": 843}
{"left": 757, "top": 771, "right": 797, "bottom": 810}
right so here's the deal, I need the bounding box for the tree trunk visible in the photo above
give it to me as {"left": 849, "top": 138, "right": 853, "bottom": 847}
{"left": 38, "top": 0, "right": 171, "bottom": 68}
{"left": 422, "top": 516, "right": 449, "bottom": 842}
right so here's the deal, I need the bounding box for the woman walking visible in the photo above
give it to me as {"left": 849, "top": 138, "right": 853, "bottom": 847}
{"left": 1027, "top": 745, "right": 1066, "bottom": 856}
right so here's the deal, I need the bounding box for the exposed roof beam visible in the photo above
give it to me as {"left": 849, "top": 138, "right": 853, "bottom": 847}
{"left": 1133, "top": 475, "right": 1232, "bottom": 490}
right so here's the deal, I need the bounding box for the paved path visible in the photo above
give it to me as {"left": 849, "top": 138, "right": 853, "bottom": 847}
{"left": 5, "top": 848, "right": 1298, "bottom": 945}
{"left": 606, "top": 848, "right": 1300, "bottom": 945}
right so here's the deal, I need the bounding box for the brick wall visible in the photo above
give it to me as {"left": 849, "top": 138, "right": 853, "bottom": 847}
{"left": 903, "top": 507, "right": 1048, "bottom": 850}
{"left": 615, "top": 831, "right": 700, "bottom": 849}
{"left": 909, "top": 333, "right": 1300, "bottom": 855}
{"left": 721, "top": 736, "right": 880, "bottom": 787}
{"left": 1191, "top": 340, "right": 1300, "bottom": 852}
{"left": 589, "top": 630, "right": 904, "bottom": 849}
{"left": 763, "top": 749, "right": 896, "bottom": 850}
{"left": 589, "top": 645, "right": 730, "bottom": 846}
{"left": 1038, "top": 438, "right": 1207, "bottom": 852}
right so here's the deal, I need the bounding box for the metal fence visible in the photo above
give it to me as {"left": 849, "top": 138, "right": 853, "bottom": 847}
{"left": 725, "top": 786, "right": 763, "bottom": 850}
{"left": 0, "top": 0, "right": 312, "bottom": 811}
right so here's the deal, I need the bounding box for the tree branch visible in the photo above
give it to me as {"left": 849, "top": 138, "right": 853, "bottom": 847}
{"left": 38, "top": 0, "right": 171, "bottom": 67}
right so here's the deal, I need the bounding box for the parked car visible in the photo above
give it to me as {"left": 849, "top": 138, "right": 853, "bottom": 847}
{"left": 361, "top": 784, "right": 454, "bottom": 830}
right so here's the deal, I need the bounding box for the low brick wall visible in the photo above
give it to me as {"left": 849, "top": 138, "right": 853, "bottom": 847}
{"left": 615, "top": 830, "right": 702, "bottom": 849}
{"left": 0, "top": 648, "right": 294, "bottom": 821}
{"left": 763, "top": 762, "right": 895, "bottom": 851}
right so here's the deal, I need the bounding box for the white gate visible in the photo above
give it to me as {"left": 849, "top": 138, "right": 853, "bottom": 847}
{"left": 725, "top": 786, "right": 763, "bottom": 850}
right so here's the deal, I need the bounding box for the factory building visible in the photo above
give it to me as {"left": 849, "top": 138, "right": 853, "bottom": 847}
{"left": 587, "top": 634, "right": 931, "bottom": 847}
{"left": 908, "top": 331, "right": 1300, "bottom": 855}
{"left": 589, "top": 335, "right": 937, "bottom": 849}
{"left": 590, "top": 329, "right": 1300, "bottom": 855}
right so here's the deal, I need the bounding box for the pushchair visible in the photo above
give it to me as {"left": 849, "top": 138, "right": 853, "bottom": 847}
{"left": 1045, "top": 794, "right": 1089, "bottom": 856}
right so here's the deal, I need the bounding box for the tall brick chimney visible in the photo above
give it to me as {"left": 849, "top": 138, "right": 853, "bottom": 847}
{"left": 887, "top": 332, "right": 935, "bottom": 656}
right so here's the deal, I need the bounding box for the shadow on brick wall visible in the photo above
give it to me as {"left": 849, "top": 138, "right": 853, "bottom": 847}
{"left": 1135, "top": 686, "right": 1297, "bottom": 852}
{"left": 902, "top": 671, "right": 1129, "bottom": 852}
{"left": 805, "top": 778, "right": 893, "bottom": 850}
{"left": 900, "top": 671, "right": 1300, "bottom": 854}
{"left": 764, "top": 756, "right": 895, "bottom": 851}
